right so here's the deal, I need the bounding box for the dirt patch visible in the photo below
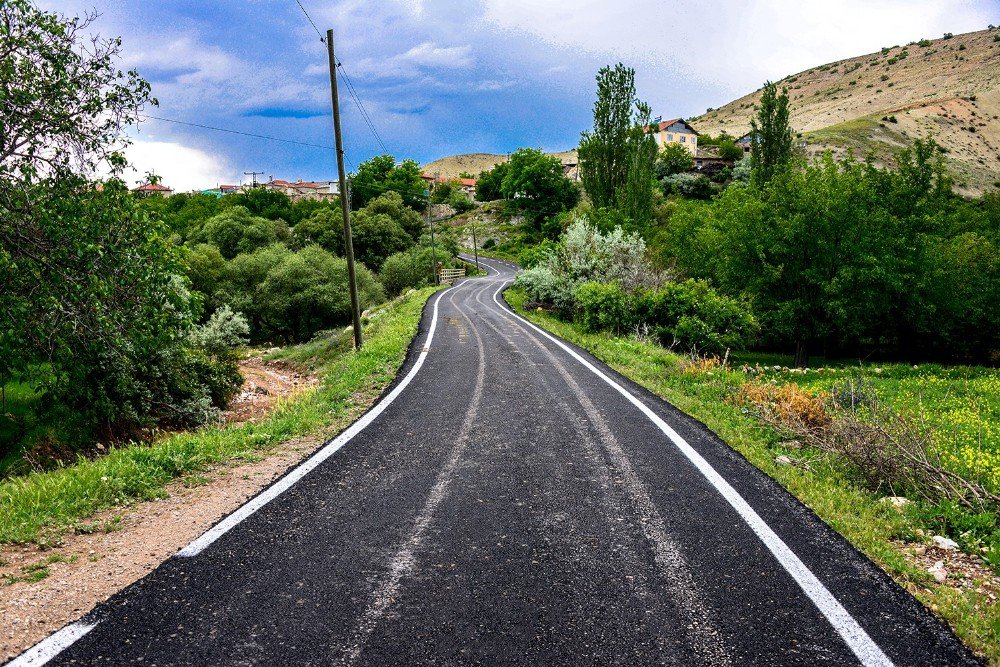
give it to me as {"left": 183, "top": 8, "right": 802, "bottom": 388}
{"left": 894, "top": 538, "right": 1000, "bottom": 603}
{"left": 223, "top": 357, "right": 318, "bottom": 424}
{"left": 0, "top": 357, "right": 324, "bottom": 661}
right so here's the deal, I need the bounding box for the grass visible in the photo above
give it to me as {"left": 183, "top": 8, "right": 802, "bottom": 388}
{"left": 0, "top": 286, "right": 441, "bottom": 546}
{"left": 506, "top": 287, "right": 1000, "bottom": 664}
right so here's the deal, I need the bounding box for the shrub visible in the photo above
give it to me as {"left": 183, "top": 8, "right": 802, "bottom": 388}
{"left": 257, "top": 245, "right": 385, "bottom": 342}
{"left": 380, "top": 247, "right": 439, "bottom": 296}
{"left": 638, "top": 279, "right": 759, "bottom": 353}
{"left": 661, "top": 173, "right": 714, "bottom": 199}
{"left": 191, "top": 206, "right": 287, "bottom": 259}
{"left": 291, "top": 209, "right": 340, "bottom": 251}
{"left": 575, "top": 281, "right": 637, "bottom": 333}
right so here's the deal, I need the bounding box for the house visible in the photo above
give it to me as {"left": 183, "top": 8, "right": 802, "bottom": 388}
{"left": 201, "top": 184, "right": 243, "bottom": 197}
{"left": 264, "top": 179, "right": 339, "bottom": 202}
{"left": 692, "top": 146, "right": 733, "bottom": 174}
{"left": 561, "top": 159, "right": 580, "bottom": 182}
{"left": 646, "top": 117, "right": 699, "bottom": 155}
{"left": 132, "top": 182, "right": 173, "bottom": 198}
{"left": 421, "top": 173, "right": 478, "bottom": 200}
{"left": 736, "top": 132, "right": 756, "bottom": 153}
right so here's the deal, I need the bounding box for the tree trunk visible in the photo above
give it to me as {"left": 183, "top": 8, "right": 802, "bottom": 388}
{"left": 794, "top": 340, "right": 809, "bottom": 368}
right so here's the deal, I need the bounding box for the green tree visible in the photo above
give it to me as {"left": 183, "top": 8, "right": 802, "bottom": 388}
{"left": 501, "top": 148, "right": 580, "bottom": 240}
{"left": 290, "top": 208, "right": 341, "bottom": 251}
{"left": 190, "top": 206, "right": 288, "bottom": 259}
{"left": 222, "top": 187, "right": 293, "bottom": 221}
{"left": 578, "top": 63, "right": 658, "bottom": 226}
{"left": 718, "top": 140, "right": 743, "bottom": 162}
{"left": 475, "top": 162, "right": 508, "bottom": 201}
{"left": 655, "top": 143, "right": 695, "bottom": 178}
{"left": 749, "top": 81, "right": 794, "bottom": 186}
{"left": 350, "top": 155, "right": 426, "bottom": 211}
{"left": 358, "top": 190, "right": 425, "bottom": 241}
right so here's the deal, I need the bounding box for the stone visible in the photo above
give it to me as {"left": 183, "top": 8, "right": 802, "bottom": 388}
{"left": 780, "top": 440, "right": 803, "bottom": 450}
{"left": 928, "top": 561, "right": 948, "bottom": 584}
{"left": 932, "top": 535, "right": 959, "bottom": 551}
{"left": 775, "top": 455, "right": 794, "bottom": 466}
{"left": 879, "top": 496, "right": 911, "bottom": 510}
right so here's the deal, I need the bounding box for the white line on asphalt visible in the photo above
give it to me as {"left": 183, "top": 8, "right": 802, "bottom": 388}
{"left": 177, "top": 289, "right": 448, "bottom": 558}
{"left": 485, "top": 272, "right": 895, "bottom": 667}
{"left": 6, "top": 621, "right": 96, "bottom": 667}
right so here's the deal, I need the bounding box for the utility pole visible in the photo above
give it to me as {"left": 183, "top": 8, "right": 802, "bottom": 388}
{"left": 327, "top": 28, "right": 363, "bottom": 349}
{"left": 243, "top": 171, "right": 264, "bottom": 188}
{"left": 427, "top": 195, "right": 438, "bottom": 284}
{"left": 470, "top": 215, "right": 480, "bottom": 272}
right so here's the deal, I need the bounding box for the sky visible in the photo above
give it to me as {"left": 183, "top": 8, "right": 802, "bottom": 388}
{"left": 38, "top": 0, "right": 1000, "bottom": 191}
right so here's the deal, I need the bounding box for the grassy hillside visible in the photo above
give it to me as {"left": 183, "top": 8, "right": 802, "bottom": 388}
{"left": 689, "top": 28, "right": 1000, "bottom": 195}
{"left": 422, "top": 150, "right": 577, "bottom": 179}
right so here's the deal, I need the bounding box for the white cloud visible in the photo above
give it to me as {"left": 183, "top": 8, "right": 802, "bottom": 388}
{"left": 121, "top": 139, "right": 238, "bottom": 192}
{"left": 482, "top": 0, "right": 998, "bottom": 97}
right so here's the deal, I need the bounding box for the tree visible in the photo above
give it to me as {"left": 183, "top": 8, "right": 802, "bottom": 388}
{"left": 501, "top": 148, "right": 580, "bottom": 240}
{"left": 578, "top": 63, "right": 658, "bottom": 226}
{"left": 475, "top": 162, "right": 508, "bottom": 201}
{"left": 0, "top": 2, "right": 238, "bottom": 441}
{"left": 357, "top": 190, "right": 425, "bottom": 240}
{"left": 655, "top": 143, "right": 694, "bottom": 179}
{"left": 749, "top": 81, "right": 794, "bottom": 186}
{"left": 190, "top": 206, "right": 288, "bottom": 259}
{"left": 350, "top": 155, "right": 426, "bottom": 211}
{"left": 718, "top": 140, "right": 743, "bottom": 162}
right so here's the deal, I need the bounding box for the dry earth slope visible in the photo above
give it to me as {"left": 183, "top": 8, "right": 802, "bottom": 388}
{"left": 422, "top": 150, "right": 577, "bottom": 179}
{"left": 689, "top": 28, "right": 1000, "bottom": 196}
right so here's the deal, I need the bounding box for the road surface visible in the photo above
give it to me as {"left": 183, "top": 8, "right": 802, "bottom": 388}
{"left": 10, "top": 258, "right": 979, "bottom": 666}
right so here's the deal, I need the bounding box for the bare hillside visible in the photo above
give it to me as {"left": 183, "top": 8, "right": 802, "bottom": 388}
{"left": 689, "top": 28, "right": 1000, "bottom": 195}
{"left": 422, "top": 150, "right": 577, "bottom": 179}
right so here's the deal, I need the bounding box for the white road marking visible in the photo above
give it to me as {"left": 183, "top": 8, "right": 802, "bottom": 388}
{"left": 340, "top": 283, "right": 490, "bottom": 665}
{"left": 177, "top": 289, "right": 449, "bottom": 558}
{"left": 6, "top": 621, "right": 96, "bottom": 667}
{"left": 484, "top": 269, "right": 895, "bottom": 667}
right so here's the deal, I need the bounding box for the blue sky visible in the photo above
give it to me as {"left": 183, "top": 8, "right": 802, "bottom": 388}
{"left": 39, "top": 0, "right": 999, "bottom": 191}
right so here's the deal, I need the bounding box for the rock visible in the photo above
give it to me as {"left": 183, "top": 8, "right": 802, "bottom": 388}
{"left": 933, "top": 535, "right": 959, "bottom": 551}
{"left": 775, "top": 455, "right": 794, "bottom": 466}
{"left": 928, "top": 561, "right": 948, "bottom": 584}
{"left": 912, "top": 546, "right": 927, "bottom": 556}
{"left": 780, "top": 439, "right": 803, "bottom": 450}
{"left": 879, "top": 496, "right": 911, "bottom": 510}
{"left": 253, "top": 386, "right": 270, "bottom": 396}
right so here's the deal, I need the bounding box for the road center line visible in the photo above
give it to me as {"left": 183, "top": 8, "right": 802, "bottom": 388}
{"left": 339, "top": 282, "right": 490, "bottom": 665}
{"left": 481, "top": 263, "right": 895, "bottom": 667}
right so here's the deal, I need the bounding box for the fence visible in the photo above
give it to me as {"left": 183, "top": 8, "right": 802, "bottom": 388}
{"left": 438, "top": 267, "right": 466, "bottom": 285}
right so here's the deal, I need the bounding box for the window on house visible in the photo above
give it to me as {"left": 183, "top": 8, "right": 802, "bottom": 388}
{"left": 667, "top": 134, "right": 673, "bottom": 141}
{"left": 680, "top": 136, "right": 686, "bottom": 142}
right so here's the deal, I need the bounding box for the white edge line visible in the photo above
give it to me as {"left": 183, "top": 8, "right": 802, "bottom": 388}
{"left": 488, "top": 275, "right": 894, "bottom": 667}
{"left": 6, "top": 621, "right": 96, "bottom": 667}
{"left": 176, "top": 289, "right": 447, "bottom": 558}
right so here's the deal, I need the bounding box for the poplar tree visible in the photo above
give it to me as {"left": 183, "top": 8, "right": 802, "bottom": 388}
{"left": 749, "top": 81, "right": 794, "bottom": 186}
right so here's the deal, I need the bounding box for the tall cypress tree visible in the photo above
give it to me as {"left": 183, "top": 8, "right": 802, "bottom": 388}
{"left": 749, "top": 81, "right": 794, "bottom": 186}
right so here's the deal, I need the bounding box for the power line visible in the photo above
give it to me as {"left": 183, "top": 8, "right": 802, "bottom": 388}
{"left": 293, "top": 0, "right": 325, "bottom": 43}
{"left": 139, "top": 114, "right": 336, "bottom": 151}
{"left": 289, "top": 0, "right": 389, "bottom": 155}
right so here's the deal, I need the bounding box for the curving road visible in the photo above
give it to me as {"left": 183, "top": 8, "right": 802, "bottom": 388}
{"left": 9, "top": 258, "right": 979, "bottom": 666}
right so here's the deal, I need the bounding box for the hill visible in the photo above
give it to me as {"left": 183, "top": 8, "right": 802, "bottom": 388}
{"left": 688, "top": 28, "right": 1000, "bottom": 195}
{"left": 422, "top": 150, "right": 577, "bottom": 179}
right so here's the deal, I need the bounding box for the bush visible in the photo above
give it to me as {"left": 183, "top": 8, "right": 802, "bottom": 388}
{"left": 381, "top": 247, "right": 436, "bottom": 296}
{"left": 638, "top": 280, "right": 758, "bottom": 353}
{"left": 661, "top": 173, "right": 714, "bottom": 199}
{"left": 575, "top": 281, "right": 637, "bottom": 333}
{"left": 290, "top": 209, "right": 340, "bottom": 251}
{"left": 655, "top": 143, "right": 694, "bottom": 178}
{"left": 257, "top": 245, "right": 385, "bottom": 342}
{"left": 191, "top": 206, "right": 288, "bottom": 259}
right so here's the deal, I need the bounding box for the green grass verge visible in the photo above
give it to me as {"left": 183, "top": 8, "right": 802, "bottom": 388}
{"left": 0, "top": 286, "right": 441, "bottom": 547}
{"left": 506, "top": 287, "right": 1000, "bottom": 664}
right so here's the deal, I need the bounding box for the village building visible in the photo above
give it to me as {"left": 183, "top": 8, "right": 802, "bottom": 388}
{"left": 132, "top": 182, "right": 173, "bottom": 198}
{"left": 264, "top": 179, "right": 339, "bottom": 202}
{"left": 646, "top": 117, "right": 699, "bottom": 155}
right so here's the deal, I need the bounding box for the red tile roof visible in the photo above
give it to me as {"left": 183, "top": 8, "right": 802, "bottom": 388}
{"left": 133, "top": 183, "right": 173, "bottom": 192}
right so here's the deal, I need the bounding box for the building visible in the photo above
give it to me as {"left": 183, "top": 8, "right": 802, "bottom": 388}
{"left": 421, "top": 174, "right": 479, "bottom": 200}
{"left": 264, "top": 179, "right": 339, "bottom": 202}
{"left": 692, "top": 146, "right": 733, "bottom": 174}
{"left": 201, "top": 184, "right": 243, "bottom": 197}
{"left": 736, "top": 132, "right": 756, "bottom": 153}
{"left": 561, "top": 159, "right": 580, "bottom": 182}
{"left": 132, "top": 182, "right": 173, "bottom": 198}
{"left": 646, "top": 118, "right": 699, "bottom": 154}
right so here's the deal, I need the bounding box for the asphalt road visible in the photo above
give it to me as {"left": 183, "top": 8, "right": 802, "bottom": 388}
{"left": 10, "top": 258, "right": 980, "bottom": 666}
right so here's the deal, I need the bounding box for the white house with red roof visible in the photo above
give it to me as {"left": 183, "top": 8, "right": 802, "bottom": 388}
{"left": 264, "top": 179, "right": 339, "bottom": 202}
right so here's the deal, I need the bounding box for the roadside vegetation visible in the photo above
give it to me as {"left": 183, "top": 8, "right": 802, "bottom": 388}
{"left": 0, "top": 2, "right": 465, "bottom": 478}
{"left": 0, "top": 286, "right": 440, "bottom": 546}
{"left": 496, "top": 61, "right": 999, "bottom": 660}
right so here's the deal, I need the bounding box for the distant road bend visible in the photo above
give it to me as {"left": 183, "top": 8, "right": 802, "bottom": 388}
{"left": 10, "top": 258, "right": 979, "bottom": 666}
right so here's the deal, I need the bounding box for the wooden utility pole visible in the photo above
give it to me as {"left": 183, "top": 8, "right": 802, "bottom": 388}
{"left": 470, "top": 216, "right": 480, "bottom": 271}
{"left": 326, "top": 28, "right": 363, "bottom": 349}
{"left": 426, "top": 193, "right": 438, "bottom": 284}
